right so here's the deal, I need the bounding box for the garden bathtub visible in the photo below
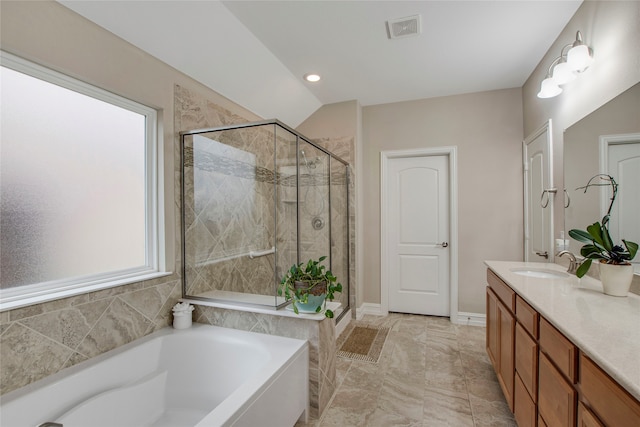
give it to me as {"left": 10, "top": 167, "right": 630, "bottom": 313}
{"left": 0, "top": 324, "right": 309, "bottom": 427}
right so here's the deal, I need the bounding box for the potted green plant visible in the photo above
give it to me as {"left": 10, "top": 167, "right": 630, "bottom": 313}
{"left": 568, "top": 174, "right": 638, "bottom": 296}
{"left": 278, "top": 256, "right": 342, "bottom": 318}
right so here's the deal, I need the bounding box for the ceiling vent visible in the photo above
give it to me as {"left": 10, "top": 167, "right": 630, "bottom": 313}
{"left": 387, "top": 15, "right": 421, "bottom": 39}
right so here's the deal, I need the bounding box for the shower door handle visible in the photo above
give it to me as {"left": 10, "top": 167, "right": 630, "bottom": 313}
{"left": 436, "top": 242, "right": 449, "bottom": 248}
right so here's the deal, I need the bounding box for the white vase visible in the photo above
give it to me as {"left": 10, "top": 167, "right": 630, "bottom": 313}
{"left": 599, "top": 262, "right": 634, "bottom": 297}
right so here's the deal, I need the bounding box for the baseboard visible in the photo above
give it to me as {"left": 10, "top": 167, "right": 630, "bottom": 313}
{"left": 356, "top": 303, "right": 385, "bottom": 319}
{"left": 355, "top": 305, "right": 485, "bottom": 326}
{"left": 335, "top": 310, "right": 351, "bottom": 337}
{"left": 454, "top": 312, "right": 486, "bottom": 327}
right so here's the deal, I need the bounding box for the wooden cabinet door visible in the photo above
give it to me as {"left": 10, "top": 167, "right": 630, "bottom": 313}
{"left": 538, "top": 414, "right": 548, "bottom": 427}
{"left": 577, "top": 402, "right": 604, "bottom": 427}
{"left": 515, "top": 322, "right": 538, "bottom": 401}
{"left": 486, "top": 285, "right": 514, "bottom": 411}
{"left": 497, "top": 299, "right": 515, "bottom": 411}
{"left": 514, "top": 373, "right": 537, "bottom": 427}
{"left": 538, "top": 352, "right": 576, "bottom": 427}
{"left": 486, "top": 288, "right": 499, "bottom": 368}
{"left": 539, "top": 318, "right": 577, "bottom": 383}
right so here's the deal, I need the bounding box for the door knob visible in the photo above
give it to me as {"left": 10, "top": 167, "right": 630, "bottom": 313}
{"left": 437, "top": 242, "right": 449, "bottom": 248}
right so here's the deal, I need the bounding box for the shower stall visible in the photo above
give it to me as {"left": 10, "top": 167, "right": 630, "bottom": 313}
{"left": 180, "top": 120, "right": 350, "bottom": 320}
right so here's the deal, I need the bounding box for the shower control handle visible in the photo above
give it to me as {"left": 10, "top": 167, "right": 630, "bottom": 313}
{"left": 437, "top": 242, "right": 449, "bottom": 248}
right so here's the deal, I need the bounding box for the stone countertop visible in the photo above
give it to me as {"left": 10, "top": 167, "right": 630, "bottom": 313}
{"left": 485, "top": 260, "right": 640, "bottom": 402}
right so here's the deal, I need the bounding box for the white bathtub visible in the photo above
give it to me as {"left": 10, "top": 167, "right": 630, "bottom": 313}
{"left": 0, "top": 324, "right": 309, "bottom": 427}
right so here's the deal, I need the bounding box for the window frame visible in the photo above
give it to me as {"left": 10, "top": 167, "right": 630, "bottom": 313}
{"left": 0, "top": 51, "right": 168, "bottom": 311}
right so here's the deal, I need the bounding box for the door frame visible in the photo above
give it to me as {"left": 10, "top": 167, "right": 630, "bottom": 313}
{"left": 380, "top": 147, "right": 459, "bottom": 323}
{"left": 598, "top": 133, "right": 640, "bottom": 217}
{"left": 523, "top": 119, "right": 554, "bottom": 263}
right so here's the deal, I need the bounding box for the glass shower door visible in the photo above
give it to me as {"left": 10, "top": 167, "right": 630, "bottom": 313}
{"left": 330, "top": 160, "right": 350, "bottom": 319}
{"left": 297, "top": 141, "right": 330, "bottom": 267}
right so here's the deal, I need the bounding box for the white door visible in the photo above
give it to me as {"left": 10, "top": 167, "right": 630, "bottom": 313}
{"left": 606, "top": 140, "right": 640, "bottom": 270}
{"left": 524, "top": 121, "right": 553, "bottom": 262}
{"left": 385, "top": 155, "right": 450, "bottom": 316}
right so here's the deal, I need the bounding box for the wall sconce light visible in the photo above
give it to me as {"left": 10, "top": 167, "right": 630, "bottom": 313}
{"left": 537, "top": 31, "right": 593, "bottom": 99}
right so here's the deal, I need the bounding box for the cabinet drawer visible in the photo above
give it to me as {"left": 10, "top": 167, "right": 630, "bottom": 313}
{"left": 487, "top": 269, "right": 515, "bottom": 312}
{"left": 539, "top": 317, "right": 577, "bottom": 382}
{"left": 580, "top": 353, "right": 640, "bottom": 427}
{"left": 515, "top": 322, "right": 538, "bottom": 401}
{"left": 516, "top": 296, "right": 539, "bottom": 338}
{"left": 538, "top": 352, "right": 576, "bottom": 427}
{"left": 577, "top": 402, "right": 604, "bottom": 427}
{"left": 514, "top": 373, "right": 537, "bottom": 427}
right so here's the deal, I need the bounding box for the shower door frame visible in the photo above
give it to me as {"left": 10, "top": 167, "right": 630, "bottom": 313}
{"left": 180, "top": 120, "right": 351, "bottom": 321}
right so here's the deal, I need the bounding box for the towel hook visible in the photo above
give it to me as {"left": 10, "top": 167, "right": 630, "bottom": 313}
{"left": 564, "top": 189, "right": 571, "bottom": 208}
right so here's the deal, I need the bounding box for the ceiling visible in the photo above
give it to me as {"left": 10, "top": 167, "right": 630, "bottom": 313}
{"left": 59, "top": 0, "right": 582, "bottom": 127}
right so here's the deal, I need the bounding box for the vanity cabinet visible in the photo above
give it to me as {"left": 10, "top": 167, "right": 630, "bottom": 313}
{"left": 486, "top": 268, "right": 640, "bottom": 427}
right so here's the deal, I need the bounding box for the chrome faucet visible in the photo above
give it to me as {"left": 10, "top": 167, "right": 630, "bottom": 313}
{"left": 557, "top": 250, "right": 578, "bottom": 274}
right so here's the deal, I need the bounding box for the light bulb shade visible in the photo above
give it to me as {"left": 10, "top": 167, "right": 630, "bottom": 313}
{"left": 567, "top": 44, "right": 593, "bottom": 72}
{"left": 537, "top": 77, "right": 562, "bottom": 98}
{"left": 552, "top": 61, "right": 577, "bottom": 85}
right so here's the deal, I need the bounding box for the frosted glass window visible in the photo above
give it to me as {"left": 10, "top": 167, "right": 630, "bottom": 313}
{"left": 0, "top": 52, "right": 161, "bottom": 309}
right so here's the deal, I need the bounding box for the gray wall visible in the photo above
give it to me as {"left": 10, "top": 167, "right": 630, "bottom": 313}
{"left": 362, "top": 89, "right": 524, "bottom": 314}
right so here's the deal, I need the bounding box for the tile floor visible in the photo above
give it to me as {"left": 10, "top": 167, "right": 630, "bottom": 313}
{"left": 297, "top": 313, "right": 516, "bottom": 427}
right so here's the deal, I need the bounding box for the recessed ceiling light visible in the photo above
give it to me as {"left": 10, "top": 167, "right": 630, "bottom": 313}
{"left": 304, "top": 73, "right": 321, "bottom": 83}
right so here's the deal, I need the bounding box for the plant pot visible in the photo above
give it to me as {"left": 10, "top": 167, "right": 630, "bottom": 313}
{"left": 293, "top": 280, "right": 327, "bottom": 313}
{"left": 599, "top": 262, "right": 634, "bottom": 297}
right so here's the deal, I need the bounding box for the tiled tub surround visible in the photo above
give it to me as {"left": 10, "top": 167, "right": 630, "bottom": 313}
{"left": 194, "top": 304, "right": 336, "bottom": 419}
{"left": 0, "top": 276, "right": 182, "bottom": 396}
{"left": 485, "top": 260, "right": 640, "bottom": 401}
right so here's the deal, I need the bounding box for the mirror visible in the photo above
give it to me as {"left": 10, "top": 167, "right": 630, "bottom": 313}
{"left": 564, "top": 82, "right": 640, "bottom": 274}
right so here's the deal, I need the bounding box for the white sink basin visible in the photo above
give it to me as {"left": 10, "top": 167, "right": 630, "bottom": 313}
{"left": 510, "top": 268, "right": 569, "bottom": 279}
